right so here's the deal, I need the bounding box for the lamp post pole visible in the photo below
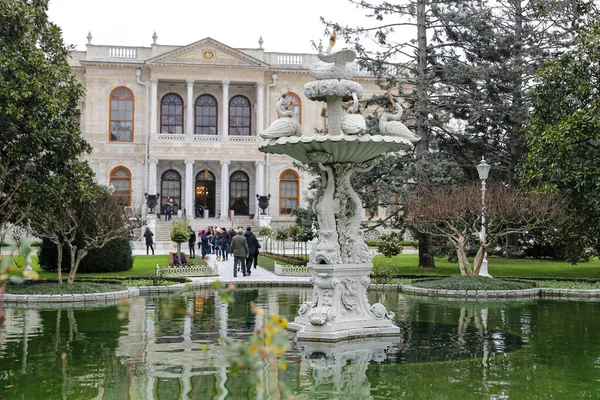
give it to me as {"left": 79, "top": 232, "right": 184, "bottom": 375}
{"left": 477, "top": 157, "right": 492, "bottom": 277}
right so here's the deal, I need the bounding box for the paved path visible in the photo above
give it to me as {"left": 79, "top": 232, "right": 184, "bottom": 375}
{"left": 132, "top": 248, "right": 311, "bottom": 286}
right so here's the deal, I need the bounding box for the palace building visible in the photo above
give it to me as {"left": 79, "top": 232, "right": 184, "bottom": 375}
{"left": 69, "top": 33, "right": 386, "bottom": 225}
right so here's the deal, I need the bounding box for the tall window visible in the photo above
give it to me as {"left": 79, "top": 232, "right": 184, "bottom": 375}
{"left": 109, "top": 87, "right": 134, "bottom": 141}
{"left": 195, "top": 94, "right": 218, "bottom": 135}
{"left": 229, "top": 95, "right": 251, "bottom": 136}
{"left": 279, "top": 170, "right": 299, "bottom": 215}
{"left": 280, "top": 91, "right": 302, "bottom": 123}
{"left": 161, "top": 93, "right": 184, "bottom": 134}
{"left": 110, "top": 167, "right": 131, "bottom": 206}
{"left": 161, "top": 170, "right": 181, "bottom": 214}
{"left": 229, "top": 170, "right": 249, "bottom": 215}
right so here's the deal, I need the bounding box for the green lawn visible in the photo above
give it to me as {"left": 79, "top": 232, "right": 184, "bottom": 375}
{"left": 7, "top": 253, "right": 600, "bottom": 281}
{"left": 375, "top": 254, "right": 600, "bottom": 280}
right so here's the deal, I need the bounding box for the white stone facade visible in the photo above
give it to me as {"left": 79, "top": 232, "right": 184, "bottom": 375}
{"left": 70, "top": 37, "right": 386, "bottom": 223}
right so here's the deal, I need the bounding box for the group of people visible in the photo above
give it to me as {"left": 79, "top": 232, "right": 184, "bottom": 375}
{"left": 190, "top": 226, "right": 260, "bottom": 277}
{"left": 140, "top": 225, "right": 261, "bottom": 277}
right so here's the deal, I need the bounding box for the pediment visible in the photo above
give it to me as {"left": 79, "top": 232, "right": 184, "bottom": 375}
{"left": 147, "top": 38, "right": 267, "bottom": 67}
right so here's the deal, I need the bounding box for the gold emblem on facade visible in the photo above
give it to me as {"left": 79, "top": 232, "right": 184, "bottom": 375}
{"left": 201, "top": 49, "right": 216, "bottom": 62}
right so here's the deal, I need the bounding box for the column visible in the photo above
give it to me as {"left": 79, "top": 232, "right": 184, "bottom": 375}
{"left": 186, "top": 79, "right": 194, "bottom": 137}
{"left": 150, "top": 79, "right": 158, "bottom": 134}
{"left": 256, "top": 82, "right": 265, "bottom": 136}
{"left": 254, "top": 161, "right": 264, "bottom": 218}
{"left": 185, "top": 160, "right": 195, "bottom": 217}
{"left": 220, "top": 160, "right": 230, "bottom": 219}
{"left": 149, "top": 159, "right": 158, "bottom": 194}
{"left": 221, "top": 80, "right": 229, "bottom": 139}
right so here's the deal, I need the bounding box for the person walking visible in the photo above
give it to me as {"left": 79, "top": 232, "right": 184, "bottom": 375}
{"left": 188, "top": 226, "right": 196, "bottom": 259}
{"left": 244, "top": 226, "right": 261, "bottom": 274}
{"left": 219, "top": 228, "right": 230, "bottom": 261}
{"left": 213, "top": 229, "right": 222, "bottom": 261}
{"left": 143, "top": 227, "right": 154, "bottom": 255}
{"left": 128, "top": 225, "right": 135, "bottom": 250}
{"left": 164, "top": 198, "right": 173, "bottom": 221}
{"left": 200, "top": 230, "right": 210, "bottom": 260}
{"left": 230, "top": 229, "right": 249, "bottom": 277}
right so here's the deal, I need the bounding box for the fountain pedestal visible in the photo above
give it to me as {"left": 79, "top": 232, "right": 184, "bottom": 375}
{"left": 288, "top": 263, "right": 399, "bottom": 341}
{"left": 259, "top": 41, "right": 419, "bottom": 342}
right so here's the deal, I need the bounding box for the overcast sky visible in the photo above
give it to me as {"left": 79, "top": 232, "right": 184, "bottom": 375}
{"left": 47, "top": 0, "right": 377, "bottom": 54}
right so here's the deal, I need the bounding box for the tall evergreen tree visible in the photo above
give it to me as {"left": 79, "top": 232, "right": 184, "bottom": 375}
{"left": 0, "top": 0, "right": 91, "bottom": 236}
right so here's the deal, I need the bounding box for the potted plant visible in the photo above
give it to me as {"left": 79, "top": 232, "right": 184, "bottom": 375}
{"left": 170, "top": 220, "right": 189, "bottom": 265}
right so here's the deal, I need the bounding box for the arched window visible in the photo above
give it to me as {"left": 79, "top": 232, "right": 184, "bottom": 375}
{"left": 279, "top": 91, "right": 302, "bottom": 123}
{"left": 279, "top": 170, "right": 299, "bottom": 215}
{"left": 161, "top": 170, "right": 181, "bottom": 214}
{"left": 109, "top": 87, "right": 134, "bottom": 141}
{"left": 229, "top": 170, "right": 249, "bottom": 215}
{"left": 229, "top": 95, "right": 251, "bottom": 136}
{"left": 161, "top": 93, "right": 184, "bottom": 134}
{"left": 110, "top": 167, "right": 131, "bottom": 206}
{"left": 195, "top": 94, "right": 218, "bottom": 135}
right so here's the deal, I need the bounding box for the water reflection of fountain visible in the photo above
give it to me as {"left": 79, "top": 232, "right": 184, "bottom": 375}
{"left": 294, "top": 337, "right": 398, "bottom": 398}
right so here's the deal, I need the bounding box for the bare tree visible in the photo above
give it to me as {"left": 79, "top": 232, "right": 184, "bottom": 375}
{"left": 404, "top": 183, "right": 565, "bottom": 275}
{"left": 65, "top": 186, "right": 128, "bottom": 284}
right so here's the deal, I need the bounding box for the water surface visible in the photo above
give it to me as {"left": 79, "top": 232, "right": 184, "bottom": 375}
{"left": 1, "top": 288, "right": 599, "bottom": 399}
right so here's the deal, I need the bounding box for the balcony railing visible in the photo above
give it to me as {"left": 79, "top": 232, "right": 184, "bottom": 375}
{"left": 109, "top": 47, "right": 138, "bottom": 59}
{"left": 155, "top": 134, "right": 259, "bottom": 143}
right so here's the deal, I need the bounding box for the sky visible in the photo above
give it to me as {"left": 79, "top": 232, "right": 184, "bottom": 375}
{"left": 47, "top": 0, "right": 375, "bottom": 54}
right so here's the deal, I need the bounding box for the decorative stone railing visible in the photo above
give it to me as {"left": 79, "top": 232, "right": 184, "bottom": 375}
{"left": 156, "top": 133, "right": 186, "bottom": 141}
{"left": 109, "top": 47, "right": 137, "bottom": 59}
{"left": 277, "top": 54, "right": 303, "bottom": 65}
{"left": 273, "top": 261, "right": 310, "bottom": 276}
{"left": 154, "top": 134, "right": 258, "bottom": 143}
{"left": 193, "top": 135, "right": 221, "bottom": 142}
{"left": 229, "top": 136, "right": 259, "bottom": 143}
{"left": 156, "top": 264, "right": 217, "bottom": 277}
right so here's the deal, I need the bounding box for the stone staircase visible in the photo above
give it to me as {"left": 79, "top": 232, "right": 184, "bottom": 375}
{"left": 151, "top": 216, "right": 261, "bottom": 250}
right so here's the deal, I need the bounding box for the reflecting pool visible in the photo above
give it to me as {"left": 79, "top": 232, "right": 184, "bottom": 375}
{"left": 1, "top": 288, "right": 599, "bottom": 399}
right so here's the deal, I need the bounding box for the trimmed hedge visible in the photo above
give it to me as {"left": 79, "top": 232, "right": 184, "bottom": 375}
{"left": 411, "top": 276, "right": 533, "bottom": 291}
{"left": 38, "top": 237, "right": 133, "bottom": 273}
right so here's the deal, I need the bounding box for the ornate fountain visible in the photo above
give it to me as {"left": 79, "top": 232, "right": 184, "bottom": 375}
{"left": 259, "top": 33, "right": 418, "bottom": 341}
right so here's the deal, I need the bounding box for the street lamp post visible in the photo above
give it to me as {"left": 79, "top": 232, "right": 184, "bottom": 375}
{"left": 477, "top": 157, "right": 492, "bottom": 278}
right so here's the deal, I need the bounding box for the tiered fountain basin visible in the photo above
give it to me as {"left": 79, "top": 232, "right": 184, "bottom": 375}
{"left": 259, "top": 133, "right": 414, "bottom": 164}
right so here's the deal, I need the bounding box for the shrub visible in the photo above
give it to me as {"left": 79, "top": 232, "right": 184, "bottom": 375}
{"left": 38, "top": 237, "right": 133, "bottom": 273}
{"left": 411, "top": 276, "right": 533, "bottom": 290}
{"left": 376, "top": 233, "right": 404, "bottom": 258}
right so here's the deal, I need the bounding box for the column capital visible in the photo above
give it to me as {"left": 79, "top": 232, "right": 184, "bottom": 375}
{"left": 254, "top": 160, "right": 265, "bottom": 167}
{"left": 149, "top": 158, "right": 159, "bottom": 165}
{"left": 256, "top": 81, "right": 265, "bottom": 88}
{"left": 185, "top": 159, "right": 195, "bottom": 165}
{"left": 220, "top": 160, "right": 230, "bottom": 166}
{"left": 186, "top": 78, "right": 195, "bottom": 85}
{"left": 221, "top": 80, "right": 230, "bottom": 86}
{"left": 150, "top": 78, "right": 159, "bottom": 84}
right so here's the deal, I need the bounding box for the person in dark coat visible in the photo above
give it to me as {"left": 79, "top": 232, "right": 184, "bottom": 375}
{"left": 219, "top": 229, "right": 230, "bottom": 261}
{"left": 143, "top": 227, "right": 154, "bottom": 255}
{"left": 244, "top": 226, "right": 261, "bottom": 274}
{"left": 188, "top": 226, "right": 196, "bottom": 259}
{"left": 200, "top": 229, "right": 210, "bottom": 260}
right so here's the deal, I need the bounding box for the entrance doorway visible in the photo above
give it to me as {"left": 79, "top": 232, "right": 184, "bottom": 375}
{"left": 195, "top": 169, "right": 216, "bottom": 217}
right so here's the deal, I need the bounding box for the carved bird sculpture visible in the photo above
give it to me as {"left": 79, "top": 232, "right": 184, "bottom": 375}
{"left": 378, "top": 93, "right": 421, "bottom": 143}
{"left": 260, "top": 93, "right": 302, "bottom": 139}
{"left": 341, "top": 89, "right": 366, "bottom": 135}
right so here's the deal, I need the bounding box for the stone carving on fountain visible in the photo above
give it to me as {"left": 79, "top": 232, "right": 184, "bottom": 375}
{"left": 259, "top": 30, "right": 418, "bottom": 341}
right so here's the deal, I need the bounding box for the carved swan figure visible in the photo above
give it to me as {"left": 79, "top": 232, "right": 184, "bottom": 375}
{"left": 260, "top": 93, "right": 302, "bottom": 139}
{"left": 379, "top": 94, "right": 421, "bottom": 143}
{"left": 341, "top": 89, "right": 366, "bottom": 135}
